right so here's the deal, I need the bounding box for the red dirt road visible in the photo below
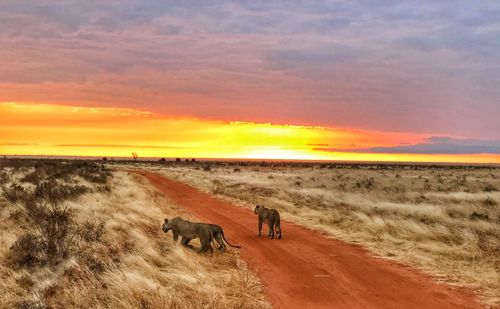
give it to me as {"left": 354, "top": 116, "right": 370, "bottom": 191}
{"left": 138, "top": 171, "right": 481, "bottom": 309}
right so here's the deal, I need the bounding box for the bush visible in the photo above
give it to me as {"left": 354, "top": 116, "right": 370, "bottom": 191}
{"left": 483, "top": 196, "right": 497, "bottom": 207}
{"left": 2, "top": 183, "right": 28, "bottom": 203}
{"left": 355, "top": 177, "right": 375, "bottom": 190}
{"left": 10, "top": 202, "right": 75, "bottom": 267}
{"left": 21, "top": 169, "right": 45, "bottom": 184}
{"left": 79, "top": 220, "right": 106, "bottom": 242}
{"left": 469, "top": 212, "right": 490, "bottom": 221}
{"left": 483, "top": 183, "right": 497, "bottom": 192}
{"left": 80, "top": 251, "right": 106, "bottom": 274}
{"left": 211, "top": 180, "right": 225, "bottom": 194}
{"left": 9, "top": 232, "right": 46, "bottom": 267}
{"left": 40, "top": 203, "right": 75, "bottom": 262}
{"left": 16, "top": 299, "right": 47, "bottom": 309}
{"left": 14, "top": 160, "right": 111, "bottom": 187}
{"left": 0, "top": 171, "right": 10, "bottom": 184}
{"left": 34, "top": 181, "right": 88, "bottom": 203}
{"left": 9, "top": 209, "right": 25, "bottom": 222}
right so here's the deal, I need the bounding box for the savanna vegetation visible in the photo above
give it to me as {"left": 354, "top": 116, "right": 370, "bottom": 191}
{"left": 140, "top": 161, "right": 500, "bottom": 305}
{"left": 0, "top": 158, "right": 268, "bottom": 308}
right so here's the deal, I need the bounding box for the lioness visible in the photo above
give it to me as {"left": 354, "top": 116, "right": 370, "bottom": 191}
{"left": 209, "top": 224, "right": 241, "bottom": 252}
{"left": 254, "top": 205, "right": 282, "bottom": 239}
{"left": 162, "top": 217, "right": 214, "bottom": 254}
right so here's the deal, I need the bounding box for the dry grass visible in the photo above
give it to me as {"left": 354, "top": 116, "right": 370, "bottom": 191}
{"left": 0, "top": 159, "right": 269, "bottom": 309}
{"left": 138, "top": 163, "right": 500, "bottom": 305}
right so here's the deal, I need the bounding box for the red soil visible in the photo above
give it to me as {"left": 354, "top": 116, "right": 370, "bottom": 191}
{"left": 137, "top": 171, "right": 482, "bottom": 309}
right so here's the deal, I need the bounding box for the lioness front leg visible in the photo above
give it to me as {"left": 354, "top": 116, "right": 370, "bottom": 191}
{"left": 257, "top": 218, "right": 263, "bottom": 236}
{"left": 173, "top": 232, "right": 179, "bottom": 244}
{"left": 181, "top": 237, "right": 194, "bottom": 250}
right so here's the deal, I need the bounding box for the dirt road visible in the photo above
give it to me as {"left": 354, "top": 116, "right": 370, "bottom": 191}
{"left": 138, "top": 171, "right": 481, "bottom": 309}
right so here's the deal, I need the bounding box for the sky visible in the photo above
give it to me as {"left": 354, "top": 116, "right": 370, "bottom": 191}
{"left": 0, "top": 1, "right": 499, "bottom": 162}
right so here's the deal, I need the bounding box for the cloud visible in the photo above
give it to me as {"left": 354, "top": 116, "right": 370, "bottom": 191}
{"left": 55, "top": 144, "right": 193, "bottom": 149}
{"left": 0, "top": 1, "right": 499, "bottom": 139}
{"left": 264, "top": 44, "right": 360, "bottom": 72}
{"left": 316, "top": 137, "right": 500, "bottom": 154}
{"left": 0, "top": 143, "right": 38, "bottom": 146}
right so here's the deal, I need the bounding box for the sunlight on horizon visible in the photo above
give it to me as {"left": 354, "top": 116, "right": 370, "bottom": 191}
{"left": 1, "top": 102, "right": 499, "bottom": 163}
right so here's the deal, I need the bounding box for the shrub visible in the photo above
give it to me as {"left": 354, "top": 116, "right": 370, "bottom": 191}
{"left": 483, "top": 196, "right": 497, "bottom": 207}
{"left": 81, "top": 252, "right": 106, "bottom": 274}
{"left": 40, "top": 203, "right": 75, "bottom": 263}
{"left": 34, "top": 181, "right": 88, "bottom": 204}
{"left": 469, "top": 212, "right": 490, "bottom": 221}
{"left": 11, "top": 202, "right": 76, "bottom": 267}
{"left": 9, "top": 209, "right": 25, "bottom": 222}
{"left": 211, "top": 180, "right": 225, "bottom": 194}
{"left": 9, "top": 232, "right": 46, "bottom": 267}
{"left": 79, "top": 220, "right": 106, "bottom": 242}
{"left": 2, "top": 183, "right": 28, "bottom": 203}
{"left": 16, "top": 299, "right": 46, "bottom": 309}
{"left": 21, "top": 169, "right": 45, "bottom": 184}
{"left": 355, "top": 177, "right": 375, "bottom": 190}
{"left": 0, "top": 171, "right": 10, "bottom": 184}
{"left": 483, "top": 183, "right": 497, "bottom": 192}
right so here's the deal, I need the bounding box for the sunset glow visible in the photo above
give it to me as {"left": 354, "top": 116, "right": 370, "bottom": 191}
{"left": 1, "top": 102, "right": 498, "bottom": 163}
{"left": 1, "top": 2, "right": 499, "bottom": 163}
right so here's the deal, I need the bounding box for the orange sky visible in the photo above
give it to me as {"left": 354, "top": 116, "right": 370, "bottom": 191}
{"left": 1, "top": 102, "right": 498, "bottom": 163}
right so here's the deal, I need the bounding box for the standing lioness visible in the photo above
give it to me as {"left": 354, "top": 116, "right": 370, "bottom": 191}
{"left": 254, "top": 205, "right": 282, "bottom": 239}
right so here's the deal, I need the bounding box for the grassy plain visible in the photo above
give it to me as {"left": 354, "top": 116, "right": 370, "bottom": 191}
{"left": 0, "top": 159, "right": 269, "bottom": 308}
{"left": 144, "top": 161, "right": 500, "bottom": 305}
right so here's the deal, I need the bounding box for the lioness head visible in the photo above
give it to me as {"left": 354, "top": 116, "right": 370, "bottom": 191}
{"left": 162, "top": 218, "right": 172, "bottom": 233}
{"left": 254, "top": 205, "right": 262, "bottom": 214}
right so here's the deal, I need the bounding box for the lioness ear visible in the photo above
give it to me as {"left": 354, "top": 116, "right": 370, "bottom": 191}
{"left": 164, "top": 218, "right": 168, "bottom": 223}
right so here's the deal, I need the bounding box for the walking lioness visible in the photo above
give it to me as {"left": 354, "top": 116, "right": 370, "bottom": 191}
{"left": 162, "top": 217, "right": 241, "bottom": 253}
{"left": 162, "top": 217, "right": 214, "bottom": 254}
{"left": 254, "top": 205, "right": 282, "bottom": 239}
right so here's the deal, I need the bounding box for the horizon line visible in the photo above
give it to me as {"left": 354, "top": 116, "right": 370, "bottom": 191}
{"left": 2, "top": 154, "right": 499, "bottom": 167}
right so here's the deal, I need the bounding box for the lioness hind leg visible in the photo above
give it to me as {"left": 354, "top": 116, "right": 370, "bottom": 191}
{"left": 214, "top": 234, "right": 225, "bottom": 252}
{"left": 268, "top": 222, "right": 274, "bottom": 239}
{"left": 197, "top": 228, "right": 214, "bottom": 255}
{"left": 197, "top": 242, "right": 214, "bottom": 255}
{"left": 276, "top": 223, "right": 282, "bottom": 239}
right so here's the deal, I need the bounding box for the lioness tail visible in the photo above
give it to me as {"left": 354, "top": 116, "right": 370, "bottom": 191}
{"left": 222, "top": 231, "right": 241, "bottom": 248}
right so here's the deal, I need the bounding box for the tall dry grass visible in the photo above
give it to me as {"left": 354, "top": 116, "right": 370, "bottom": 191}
{"left": 0, "top": 159, "right": 269, "bottom": 309}
{"left": 143, "top": 163, "right": 500, "bottom": 305}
